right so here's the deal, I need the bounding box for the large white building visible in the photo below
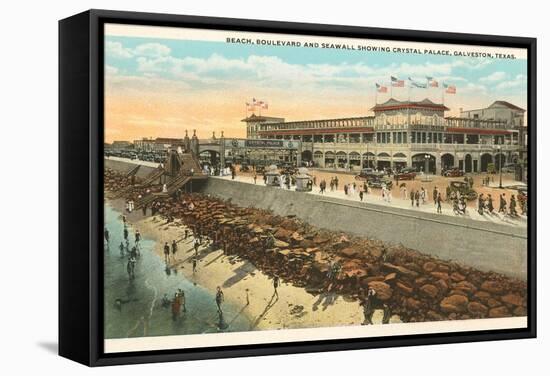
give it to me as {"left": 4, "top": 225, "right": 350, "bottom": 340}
{"left": 242, "top": 99, "right": 526, "bottom": 174}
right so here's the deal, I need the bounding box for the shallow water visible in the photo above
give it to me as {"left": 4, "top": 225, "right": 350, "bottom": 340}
{"left": 103, "top": 204, "right": 250, "bottom": 339}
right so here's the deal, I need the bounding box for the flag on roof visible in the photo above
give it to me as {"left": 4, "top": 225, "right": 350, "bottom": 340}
{"left": 391, "top": 76, "right": 405, "bottom": 87}
{"left": 376, "top": 83, "right": 388, "bottom": 93}
{"left": 408, "top": 77, "right": 427, "bottom": 88}
{"left": 443, "top": 83, "right": 456, "bottom": 94}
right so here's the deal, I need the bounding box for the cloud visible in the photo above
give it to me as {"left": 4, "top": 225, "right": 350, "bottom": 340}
{"left": 105, "top": 65, "right": 119, "bottom": 75}
{"left": 133, "top": 43, "right": 171, "bottom": 58}
{"left": 105, "top": 41, "right": 133, "bottom": 59}
{"left": 480, "top": 71, "right": 507, "bottom": 82}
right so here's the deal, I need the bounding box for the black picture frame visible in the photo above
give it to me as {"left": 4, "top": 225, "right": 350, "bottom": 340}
{"left": 59, "top": 9, "right": 537, "bottom": 367}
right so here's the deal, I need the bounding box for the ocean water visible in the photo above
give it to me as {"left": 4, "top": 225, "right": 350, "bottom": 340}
{"left": 103, "top": 204, "right": 251, "bottom": 339}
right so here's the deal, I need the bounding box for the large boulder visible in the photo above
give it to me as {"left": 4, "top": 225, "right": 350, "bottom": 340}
{"left": 367, "top": 281, "right": 393, "bottom": 301}
{"left": 467, "top": 302, "right": 489, "bottom": 317}
{"left": 481, "top": 280, "right": 506, "bottom": 294}
{"left": 440, "top": 295, "right": 469, "bottom": 313}
{"left": 420, "top": 284, "right": 439, "bottom": 299}
{"left": 501, "top": 294, "right": 524, "bottom": 307}
{"left": 489, "top": 306, "right": 511, "bottom": 318}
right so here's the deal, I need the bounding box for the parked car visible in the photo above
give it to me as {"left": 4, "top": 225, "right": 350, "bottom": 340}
{"left": 367, "top": 176, "right": 393, "bottom": 189}
{"left": 501, "top": 163, "right": 518, "bottom": 173}
{"left": 395, "top": 167, "right": 417, "bottom": 180}
{"left": 443, "top": 167, "right": 464, "bottom": 177}
{"left": 355, "top": 168, "right": 383, "bottom": 181}
{"left": 446, "top": 181, "right": 477, "bottom": 201}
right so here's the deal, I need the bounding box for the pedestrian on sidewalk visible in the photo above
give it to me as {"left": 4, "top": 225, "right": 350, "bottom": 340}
{"left": 436, "top": 192, "right": 442, "bottom": 213}
{"left": 410, "top": 190, "right": 415, "bottom": 206}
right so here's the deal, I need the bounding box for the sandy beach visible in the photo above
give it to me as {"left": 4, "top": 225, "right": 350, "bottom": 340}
{"left": 107, "top": 198, "right": 400, "bottom": 332}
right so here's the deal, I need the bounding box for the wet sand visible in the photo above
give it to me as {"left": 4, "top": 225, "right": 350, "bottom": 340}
{"left": 107, "top": 198, "right": 400, "bottom": 332}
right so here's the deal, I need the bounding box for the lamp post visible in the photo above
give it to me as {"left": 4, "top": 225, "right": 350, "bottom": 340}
{"left": 497, "top": 143, "right": 503, "bottom": 189}
{"left": 423, "top": 153, "right": 431, "bottom": 182}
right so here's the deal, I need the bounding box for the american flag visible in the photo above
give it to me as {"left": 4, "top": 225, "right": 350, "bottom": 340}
{"left": 443, "top": 83, "right": 456, "bottom": 94}
{"left": 376, "top": 83, "right": 388, "bottom": 93}
{"left": 391, "top": 76, "right": 404, "bottom": 87}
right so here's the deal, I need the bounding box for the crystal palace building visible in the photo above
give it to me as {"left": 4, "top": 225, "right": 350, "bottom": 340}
{"left": 242, "top": 98, "right": 526, "bottom": 175}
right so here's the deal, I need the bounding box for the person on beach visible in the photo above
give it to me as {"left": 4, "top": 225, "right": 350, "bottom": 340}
{"left": 177, "top": 289, "right": 187, "bottom": 313}
{"left": 184, "top": 228, "right": 189, "bottom": 239}
{"left": 273, "top": 275, "right": 280, "bottom": 298}
{"left": 122, "top": 214, "right": 127, "bottom": 226}
{"left": 192, "top": 257, "right": 197, "bottom": 273}
{"left": 119, "top": 242, "right": 125, "bottom": 257}
{"left": 127, "top": 256, "right": 136, "bottom": 279}
{"left": 171, "top": 293, "right": 181, "bottom": 321}
{"left": 163, "top": 242, "right": 170, "bottom": 263}
{"left": 161, "top": 293, "right": 170, "bottom": 308}
{"left": 245, "top": 288, "right": 250, "bottom": 306}
{"left": 171, "top": 240, "right": 178, "bottom": 260}
{"left": 382, "top": 304, "right": 392, "bottom": 324}
{"left": 194, "top": 238, "right": 200, "bottom": 256}
{"left": 130, "top": 246, "right": 138, "bottom": 260}
{"left": 215, "top": 286, "right": 224, "bottom": 313}
{"left": 104, "top": 228, "right": 110, "bottom": 245}
{"left": 135, "top": 229, "right": 141, "bottom": 245}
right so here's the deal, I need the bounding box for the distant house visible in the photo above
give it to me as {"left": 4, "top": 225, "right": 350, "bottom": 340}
{"left": 460, "top": 101, "right": 525, "bottom": 127}
{"left": 111, "top": 140, "right": 133, "bottom": 149}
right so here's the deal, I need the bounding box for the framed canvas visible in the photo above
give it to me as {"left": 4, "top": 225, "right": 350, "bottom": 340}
{"left": 59, "top": 9, "right": 536, "bottom": 366}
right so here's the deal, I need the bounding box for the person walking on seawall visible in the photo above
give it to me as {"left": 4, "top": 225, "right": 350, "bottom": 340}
{"left": 478, "top": 193, "right": 485, "bottom": 215}
{"left": 436, "top": 192, "right": 442, "bottom": 214}
{"left": 253, "top": 173, "right": 257, "bottom": 184}
{"left": 499, "top": 193, "right": 507, "bottom": 214}
{"left": 487, "top": 194, "right": 494, "bottom": 214}
{"left": 510, "top": 194, "right": 518, "bottom": 217}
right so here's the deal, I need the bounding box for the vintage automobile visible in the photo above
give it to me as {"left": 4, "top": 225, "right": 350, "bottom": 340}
{"left": 394, "top": 167, "right": 417, "bottom": 180}
{"left": 443, "top": 167, "right": 465, "bottom": 177}
{"left": 501, "top": 163, "right": 518, "bottom": 173}
{"left": 367, "top": 176, "right": 393, "bottom": 190}
{"left": 355, "top": 168, "right": 383, "bottom": 181}
{"left": 240, "top": 162, "right": 251, "bottom": 172}
{"left": 280, "top": 163, "right": 297, "bottom": 175}
{"left": 446, "top": 181, "right": 477, "bottom": 201}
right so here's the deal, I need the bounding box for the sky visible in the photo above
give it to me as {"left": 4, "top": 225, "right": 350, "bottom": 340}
{"left": 104, "top": 25, "right": 528, "bottom": 143}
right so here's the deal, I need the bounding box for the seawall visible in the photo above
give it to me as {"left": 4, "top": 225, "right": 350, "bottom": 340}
{"left": 105, "top": 158, "right": 527, "bottom": 279}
